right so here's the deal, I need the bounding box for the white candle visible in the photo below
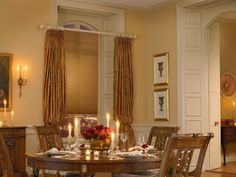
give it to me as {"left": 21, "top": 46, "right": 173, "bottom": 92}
{"left": 11, "top": 110, "right": 14, "bottom": 122}
{"left": 3, "top": 99, "right": 7, "bottom": 116}
{"left": 24, "top": 65, "right": 28, "bottom": 79}
{"left": 116, "top": 121, "right": 120, "bottom": 136}
{"left": 74, "top": 118, "right": 78, "bottom": 130}
{"left": 86, "top": 149, "right": 91, "bottom": 156}
{"left": 106, "top": 113, "right": 110, "bottom": 127}
{"left": 94, "top": 151, "right": 99, "bottom": 156}
{"left": 74, "top": 117, "right": 81, "bottom": 138}
{"left": 68, "top": 123, "right": 72, "bottom": 137}
{"left": 111, "top": 132, "right": 115, "bottom": 151}
{"left": 17, "top": 65, "right": 21, "bottom": 78}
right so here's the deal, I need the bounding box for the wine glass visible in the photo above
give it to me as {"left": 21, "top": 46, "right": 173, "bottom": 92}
{"left": 120, "top": 132, "right": 128, "bottom": 151}
{"left": 137, "top": 135, "right": 145, "bottom": 147}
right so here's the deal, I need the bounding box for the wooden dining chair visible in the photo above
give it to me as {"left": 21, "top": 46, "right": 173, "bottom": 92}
{"left": 0, "top": 133, "right": 14, "bottom": 177}
{"left": 159, "top": 133, "right": 214, "bottom": 177}
{"left": 120, "top": 133, "right": 214, "bottom": 177}
{"left": 35, "top": 125, "right": 63, "bottom": 152}
{"left": 113, "top": 126, "right": 180, "bottom": 177}
{"left": 146, "top": 126, "right": 179, "bottom": 150}
{"left": 35, "top": 125, "right": 63, "bottom": 177}
{"left": 35, "top": 125, "right": 81, "bottom": 177}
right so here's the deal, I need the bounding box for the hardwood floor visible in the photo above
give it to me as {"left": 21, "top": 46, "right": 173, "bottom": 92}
{"left": 61, "top": 171, "right": 236, "bottom": 177}
{"left": 209, "top": 162, "right": 236, "bottom": 174}
{"left": 202, "top": 162, "right": 236, "bottom": 177}
{"left": 30, "top": 171, "right": 236, "bottom": 177}
{"left": 201, "top": 171, "right": 236, "bottom": 177}
{"left": 67, "top": 171, "right": 236, "bottom": 177}
{"left": 29, "top": 162, "right": 236, "bottom": 177}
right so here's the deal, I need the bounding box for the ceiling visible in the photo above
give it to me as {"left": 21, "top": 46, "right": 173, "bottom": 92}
{"left": 75, "top": 0, "right": 173, "bottom": 9}
{"left": 74, "top": 0, "right": 235, "bottom": 9}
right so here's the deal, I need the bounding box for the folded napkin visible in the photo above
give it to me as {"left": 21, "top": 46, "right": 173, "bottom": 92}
{"left": 116, "top": 150, "right": 143, "bottom": 156}
{"left": 36, "top": 148, "right": 77, "bottom": 156}
{"left": 47, "top": 147, "right": 59, "bottom": 153}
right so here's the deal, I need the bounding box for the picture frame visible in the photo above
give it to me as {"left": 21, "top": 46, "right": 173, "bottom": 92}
{"left": 0, "top": 53, "right": 12, "bottom": 111}
{"left": 154, "top": 88, "right": 169, "bottom": 121}
{"left": 153, "top": 53, "right": 169, "bottom": 85}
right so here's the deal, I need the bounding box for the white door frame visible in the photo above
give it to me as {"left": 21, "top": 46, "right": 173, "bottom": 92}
{"left": 55, "top": 0, "right": 125, "bottom": 32}
{"left": 177, "top": 0, "right": 236, "bottom": 169}
{"left": 207, "top": 22, "right": 221, "bottom": 169}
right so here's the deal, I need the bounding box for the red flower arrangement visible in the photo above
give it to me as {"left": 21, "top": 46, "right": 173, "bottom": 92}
{"left": 82, "top": 125, "right": 113, "bottom": 140}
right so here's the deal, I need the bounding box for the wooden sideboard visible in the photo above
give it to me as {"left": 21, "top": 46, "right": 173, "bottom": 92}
{"left": 0, "top": 126, "right": 27, "bottom": 177}
{"left": 221, "top": 126, "right": 236, "bottom": 166}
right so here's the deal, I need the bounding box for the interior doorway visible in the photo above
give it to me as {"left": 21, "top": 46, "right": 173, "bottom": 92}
{"left": 177, "top": 0, "right": 236, "bottom": 170}
{"left": 209, "top": 13, "right": 236, "bottom": 169}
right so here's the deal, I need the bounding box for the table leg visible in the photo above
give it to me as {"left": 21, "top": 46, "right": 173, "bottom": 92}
{"left": 80, "top": 173, "right": 95, "bottom": 177}
{"left": 32, "top": 168, "right": 39, "bottom": 177}
{"left": 222, "top": 145, "right": 226, "bottom": 166}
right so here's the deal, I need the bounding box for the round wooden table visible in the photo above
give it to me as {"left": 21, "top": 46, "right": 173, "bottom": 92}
{"left": 26, "top": 152, "right": 163, "bottom": 177}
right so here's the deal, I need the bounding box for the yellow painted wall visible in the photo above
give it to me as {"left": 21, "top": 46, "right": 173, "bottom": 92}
{"left": 0, "top": 1, "right": 177, "bottom": 127}
{"left": 0, "top": 0, "right": 55, "bottom": 126}
{"left": 126, "top": 3, "right": 177, "bottom": 125}
{"left": 0, "top": 1, "right": 177, "bottom": 159}
{"left": 0, "top": 0, "right": 56, "bottom": 157}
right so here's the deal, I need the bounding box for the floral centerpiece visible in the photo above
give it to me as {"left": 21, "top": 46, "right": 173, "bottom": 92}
{"left": 82, "top": 125, "right": 113, "bottom": 150}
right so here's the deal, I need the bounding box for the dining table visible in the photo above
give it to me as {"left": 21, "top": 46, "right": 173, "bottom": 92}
{"left": 26, "top": 150, "right": 170, "bottom": 177}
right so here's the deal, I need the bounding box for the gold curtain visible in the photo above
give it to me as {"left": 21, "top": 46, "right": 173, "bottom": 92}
{"left": 43, "top": 30, "right": 66, "bottom": 125}
{"left": 114, "top": 37, "right": 135, "bottom": 148}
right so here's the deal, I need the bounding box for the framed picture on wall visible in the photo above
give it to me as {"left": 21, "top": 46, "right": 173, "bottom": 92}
{"left": 0, "top": 53, "right": 12, "bottom": 111}
{"left": 153, "top": 53, "right": 169, "bottom": 85}
{"left": 154, "top": 88, "right": 169, "bottom": 121}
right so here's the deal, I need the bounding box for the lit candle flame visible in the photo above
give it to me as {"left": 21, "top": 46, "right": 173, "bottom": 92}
{"left": 68, "top": 123, "right": 72, "bottom": 137}
{"left": 106, "top": 113, "right": 110, "bottom": 127}
{"left": 3, "top": 99, "right": 7, "bottom": 116}
{"left": 24, "top": 65, "right": 28, "bottom": 79}
{"left": 11, "top": 110, "right": 14, "bottom": 122}
{"left": 116, "top": 120, "right": 120, "bottom": 136}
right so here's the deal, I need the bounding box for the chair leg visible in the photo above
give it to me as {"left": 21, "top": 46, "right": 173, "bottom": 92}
{"left": 166, "top": 168, "right": 173, "bottom": 177}
{"left": 42, "top": 170, "right": 46, "bottom": 177}
{"left": 33, "top": 168, "right": 39, "bottom": 177}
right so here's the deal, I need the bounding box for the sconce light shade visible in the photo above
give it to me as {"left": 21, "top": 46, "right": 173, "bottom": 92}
{"left": 17, "top": 65, "right": 27, "bottom": 97}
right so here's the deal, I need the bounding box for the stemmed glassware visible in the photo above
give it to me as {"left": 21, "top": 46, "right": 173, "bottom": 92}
{"left": 137, "top": 135, "right": 145, "bottom": 147}
{"left": 120, "top": 132, "right": 128, "bottom": 151}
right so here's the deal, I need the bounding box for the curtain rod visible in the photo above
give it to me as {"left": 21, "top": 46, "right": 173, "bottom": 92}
{"left": 39, "top": 25, "right": 136, "bottom": 39}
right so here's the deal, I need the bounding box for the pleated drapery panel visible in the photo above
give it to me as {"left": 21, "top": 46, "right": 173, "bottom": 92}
{"left": 114, "top": 37, "right": 135, "bottom": 148}
{"left": 43, "top": 30, "right": 66, "bottom": 125}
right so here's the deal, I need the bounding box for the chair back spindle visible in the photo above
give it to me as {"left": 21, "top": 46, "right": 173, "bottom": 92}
{"left": 35, "top": 125, "right": 63, "bottom": 151}
{"left": 147, "top": 126, "right": 179, "bottom": 150}
{"left": 159, "top": 133, "right": 214, "bottom": 177}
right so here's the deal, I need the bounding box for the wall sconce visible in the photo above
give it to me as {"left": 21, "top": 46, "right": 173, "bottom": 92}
{"left": 17, "top": 65, "right": 27, "bottom": 97}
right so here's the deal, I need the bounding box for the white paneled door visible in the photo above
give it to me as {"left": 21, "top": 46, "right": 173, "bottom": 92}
{"left": 208, "top": 23, "right": 221, "bottom": 169}
{"left": 177, "top": 0, "right": 236, "bottom": 169}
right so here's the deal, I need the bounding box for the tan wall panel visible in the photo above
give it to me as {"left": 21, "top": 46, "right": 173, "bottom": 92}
{"left": 125, "top": 3, "right": 177, "bottom": 125}
{"left": 0, "top": 0, "right": 54, "bottom": 126}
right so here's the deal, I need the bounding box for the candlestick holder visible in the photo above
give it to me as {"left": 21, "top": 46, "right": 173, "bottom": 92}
{"left": 0, "top": 120, "right": 7, "bottom": 127}
{"left": 66, "top": 135, "right": 72, "bottom": 151}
